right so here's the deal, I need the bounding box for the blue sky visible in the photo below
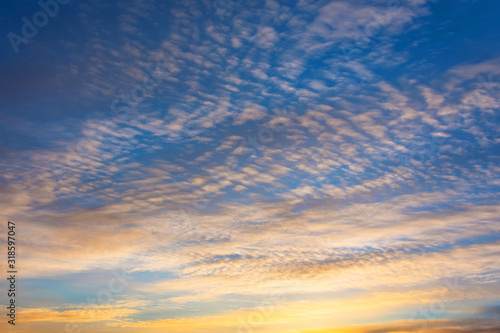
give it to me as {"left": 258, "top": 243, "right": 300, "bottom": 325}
{"left": 1, "top": 0, "right": 500, "bottom": 332}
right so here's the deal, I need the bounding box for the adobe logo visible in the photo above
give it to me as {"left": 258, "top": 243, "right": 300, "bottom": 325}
{"left": 7, "top": 0, "right": 71, "bottom": 54}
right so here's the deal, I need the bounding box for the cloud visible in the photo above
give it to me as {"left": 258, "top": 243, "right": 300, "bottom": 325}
{"left": 234, "top": 103, "right": 269, "bottom": 125}
{"left": 2, "top": 0, "right": 500, "bottom": 332}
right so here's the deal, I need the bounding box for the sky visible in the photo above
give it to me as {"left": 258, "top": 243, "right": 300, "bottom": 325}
{"left": 1, "top": 0, "right": 500, "bottom": 332}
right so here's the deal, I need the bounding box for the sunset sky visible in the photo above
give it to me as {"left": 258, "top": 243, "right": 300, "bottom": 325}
{"left": 1, "top": 0, "right": 500, "bottom": 332}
